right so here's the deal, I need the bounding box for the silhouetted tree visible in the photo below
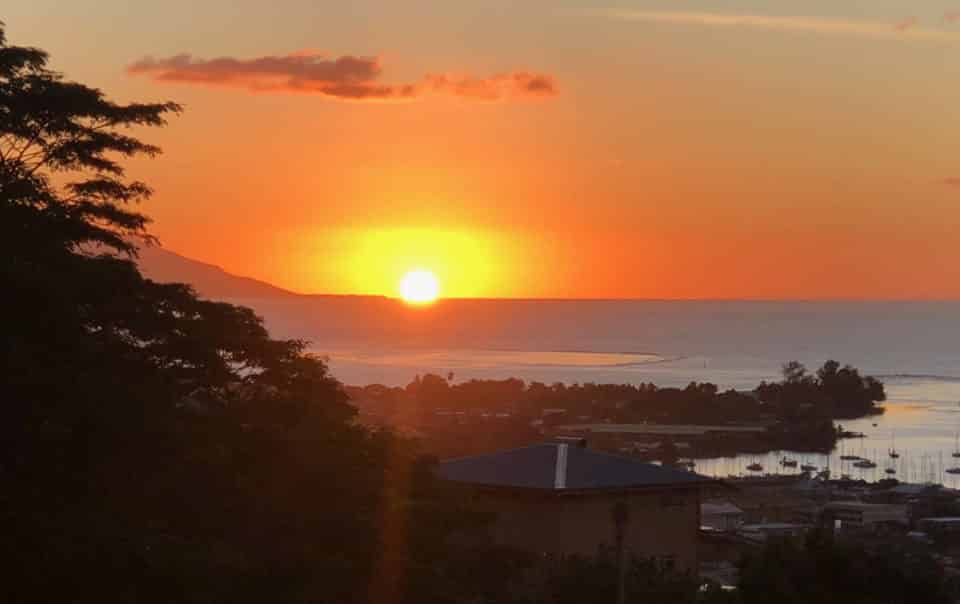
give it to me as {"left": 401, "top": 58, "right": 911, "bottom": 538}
{"left": 539, "top": 554, "right": 702, "bottom": 604}
{"left": 0, "top": 23, "right": 447, "bottom": 603}
{"left": 736, "top": 530, "right": 951, "bottom": 604}
{"left": 756, "top": 361, "right": 885, "bottom": 420}
{"left": 816, "top": 359, "right": 886, "bottom": 418}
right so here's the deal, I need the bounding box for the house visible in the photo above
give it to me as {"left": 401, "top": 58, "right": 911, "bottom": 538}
{"left": 435, "top": 440, "right": 717, "bottom": 572}
{"left": 822, "top": 502, "right": 908, "bottom": 532}
{"left": 701, "top": 501, "right": 745, "bottom": 532}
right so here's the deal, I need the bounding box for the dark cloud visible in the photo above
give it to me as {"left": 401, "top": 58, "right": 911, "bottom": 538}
{"left": 128, "top": 51, "right": 557, "bottom": 102}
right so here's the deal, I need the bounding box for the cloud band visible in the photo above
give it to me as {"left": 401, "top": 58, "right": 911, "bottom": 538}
{"left": 128, "top": 52, "right": 558, "bottom": 102}
{"left": 576, "top": 9, "right": 960, "bottom": 43}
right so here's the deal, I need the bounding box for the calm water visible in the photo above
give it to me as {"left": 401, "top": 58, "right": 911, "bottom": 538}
{"left": 237, "top": 298, "right": 960, "bottom": 483}
{"left": 692, "top": 379, "right": 960, "bottom": 486}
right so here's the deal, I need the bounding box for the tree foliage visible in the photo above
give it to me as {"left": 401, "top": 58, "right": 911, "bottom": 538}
{"left": 0, "top": 23, "right": 610, "bottom": 604}
{"left": 351, "top": 365, "right": 885, "bottom": 456}
{"left": 0, "top": 22, "right": 433, "bottom": 603}
{"left": 733, "top": 531, "right": 952, "bottom": 604}
{"left": 756, "top": 360, "right": 886, "bottom": 419}
{"left": 538, "top": 554, "right": 702, "bottom": 604}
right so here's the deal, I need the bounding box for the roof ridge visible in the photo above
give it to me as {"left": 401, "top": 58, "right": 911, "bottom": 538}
{"left": 436, "top": 442, "right": 717, "bottom": 490}
{"left": 437, "top": 442, "right": 554, "bottom": 465}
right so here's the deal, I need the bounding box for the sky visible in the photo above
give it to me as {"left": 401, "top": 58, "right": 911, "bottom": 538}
{"left": 7, "top": 0, "right": 960, "bottom": 299}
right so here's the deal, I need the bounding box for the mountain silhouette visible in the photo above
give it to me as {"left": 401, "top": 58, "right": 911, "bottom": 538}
{"left": 136, "top": 245, "right": 298, "bottom": 300}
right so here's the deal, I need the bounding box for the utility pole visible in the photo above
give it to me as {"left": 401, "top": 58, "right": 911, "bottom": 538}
{"left": 612, "top": 500, "right": 630, "bottom": 604}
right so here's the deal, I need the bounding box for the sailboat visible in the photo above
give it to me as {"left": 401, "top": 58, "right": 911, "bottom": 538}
{"left": 853, "top": 442, "right": 875, "bottom": 468}
{"left": 780, "top": 456, "right": 798, "bottom": 468}
{"left": 888, "top": 431, "right": 900, "bottom": 459}
{"left": 839, "top": 440, "right": 860, "bottom": 461}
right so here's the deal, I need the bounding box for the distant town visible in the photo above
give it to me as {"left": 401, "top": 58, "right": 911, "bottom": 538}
{"left": 344, "top": 362, "right": 960, "bottom": 593}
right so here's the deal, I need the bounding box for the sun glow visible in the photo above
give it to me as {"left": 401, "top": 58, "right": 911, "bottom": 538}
{"left": 399, "top": 269, "right": 440, "bottom": 304}
{"left": 325, "top": 226, "right": 526, "bottom": 298}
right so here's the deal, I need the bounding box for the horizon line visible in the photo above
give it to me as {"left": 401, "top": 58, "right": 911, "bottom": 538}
{"left": 145, "top": 246, "right": 960, "bottom": 304}
{"left": 245, "top": 291, "right": 960, "bottom": 304}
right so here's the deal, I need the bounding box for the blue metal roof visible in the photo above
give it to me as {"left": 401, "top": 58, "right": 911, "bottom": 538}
{"left": 436, "top": 443, "right": 710, "bottom": 491}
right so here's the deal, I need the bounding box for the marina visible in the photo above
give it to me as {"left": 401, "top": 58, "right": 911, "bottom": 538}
{"left": 692, "top": 378, "right": 960, "bottom": 486}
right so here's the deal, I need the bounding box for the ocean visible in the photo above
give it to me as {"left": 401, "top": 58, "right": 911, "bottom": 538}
{"left": 242, "top": 298, "right": 960, "bottom": 483}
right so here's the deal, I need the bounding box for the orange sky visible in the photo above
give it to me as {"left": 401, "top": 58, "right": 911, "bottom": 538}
{"left": 8, "top": 1, "right": 960, "bottom": 299}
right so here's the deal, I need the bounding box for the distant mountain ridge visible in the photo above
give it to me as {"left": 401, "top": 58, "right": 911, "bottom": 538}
{"left": 136, "top": 245, "right": 300, "bottom": 300}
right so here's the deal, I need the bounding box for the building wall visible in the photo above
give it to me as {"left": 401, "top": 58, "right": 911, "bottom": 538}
{"left": 475, "top": 488, "right": 700, "bottom": 572}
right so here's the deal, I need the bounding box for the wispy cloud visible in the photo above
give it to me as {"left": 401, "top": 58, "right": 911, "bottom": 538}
{"left": 128, "top": 52, "right": 558, "bottom": 102}
{"left": 945, "top": 11, "right": 960, "bottom": 23}
{"left": 423, "top": 72, "right": 557, "bottom": 101}
{"left": 577, "top": 9, "right": 960, "bottom": 42}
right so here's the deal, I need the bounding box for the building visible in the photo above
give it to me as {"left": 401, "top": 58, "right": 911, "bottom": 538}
{"left": 435, "top": 440, "right": 717, "bottom": 572}
{"left": 736, "top": 523, "right": 809, "bottom": 543}
{"left": 918, "top": 517, "right": 960, "bottom": 542}
{"left": 881, "top": 483, "right": 946, "bottom": 502}
{"left": 822, "top": 501, "right": 908, "bottom": 532}
{"left": 701, "top": 501, "right": 745, "bottom": 532}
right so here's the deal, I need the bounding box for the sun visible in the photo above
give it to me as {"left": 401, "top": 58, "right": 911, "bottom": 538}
{"left": 399, "top": 269, "right": 440, "bottom": 304}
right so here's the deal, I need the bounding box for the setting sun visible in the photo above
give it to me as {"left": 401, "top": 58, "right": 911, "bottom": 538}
{"left": 399, "top": 269, "right": 440, "bottom": 304}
